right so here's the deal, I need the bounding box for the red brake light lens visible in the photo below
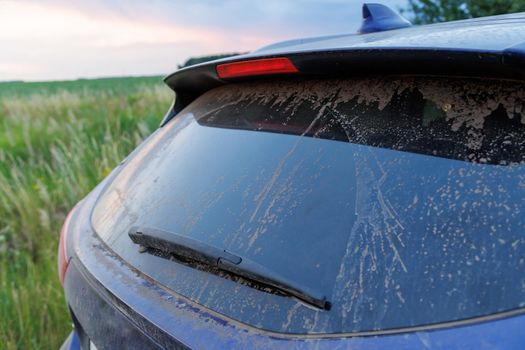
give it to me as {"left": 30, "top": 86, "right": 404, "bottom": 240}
{"left": 216, "top": 57, "right": 298, "bottom": 79}
{"left": 58, "top": 205, "right": 77, "bottom": 287}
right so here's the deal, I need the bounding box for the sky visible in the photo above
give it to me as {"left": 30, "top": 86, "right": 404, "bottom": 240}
{"left": 0, "top": 0, "right": 406, "bottom": 81}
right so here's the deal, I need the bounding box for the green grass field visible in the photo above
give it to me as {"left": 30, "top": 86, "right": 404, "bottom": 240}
{"left": 0, "top": 76, "right": 173, "bottom": 349}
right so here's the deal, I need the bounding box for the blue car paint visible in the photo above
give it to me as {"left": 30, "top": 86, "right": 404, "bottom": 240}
{"left": 358, "top": 3, "right": 413, "bottom": 34}
{"left": 60, "top": 330, "right": 81, "bottom": 350}
{"left": 253, "top": 14, "right": 525, "bottom": 55}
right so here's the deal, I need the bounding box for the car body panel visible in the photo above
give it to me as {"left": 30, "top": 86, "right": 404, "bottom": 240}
{"left": 162, "top": 12, "right": 525, "bottom": 124}
{"left": 59, "top": 330, "right": 81, "bottom": 350}
{"left": 254, "top": 14, "right": 525, "bottom": 54}
{"left": 64, "top": 181, "right": 525, "bottom": 349}
{"left": 61, "top": 8, "right": 525, "bottom": 349}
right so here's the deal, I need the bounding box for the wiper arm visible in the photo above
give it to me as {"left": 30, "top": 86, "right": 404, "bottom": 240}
{"left": 128, "top": 226, "right": 331, "bottom": 310}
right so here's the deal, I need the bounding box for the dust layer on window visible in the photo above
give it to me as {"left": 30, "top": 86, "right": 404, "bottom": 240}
{"left": 194, "top": 77, "right": 525, "bottom": 165}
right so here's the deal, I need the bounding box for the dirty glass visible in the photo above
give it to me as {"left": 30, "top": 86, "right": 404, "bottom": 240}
{"left": 92, "top": 77, "right": 525, "bottom": 334}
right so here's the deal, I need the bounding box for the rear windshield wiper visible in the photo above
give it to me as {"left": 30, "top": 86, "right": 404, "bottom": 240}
{"left": 128, "top": 226, "right": 331, "bottom": 310}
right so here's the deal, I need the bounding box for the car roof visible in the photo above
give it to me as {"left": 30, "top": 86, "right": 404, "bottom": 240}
{"left": 254, "top": 12, "right": 525, "bottom": 54}
{"left": 161, "top": 6, "right": 525, "bottom": 126}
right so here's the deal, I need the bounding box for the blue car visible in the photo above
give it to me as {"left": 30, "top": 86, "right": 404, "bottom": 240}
{"left": 59, "top": 4, "right": 525, "bottom": 349}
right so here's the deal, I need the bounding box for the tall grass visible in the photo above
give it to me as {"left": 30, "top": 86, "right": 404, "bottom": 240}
{"left": 0, "top": 78, "right": 173, "bottom": 349}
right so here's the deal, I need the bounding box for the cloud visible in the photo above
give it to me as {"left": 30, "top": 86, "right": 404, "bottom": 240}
{"left": 40, "top": 0, "right": 408, "bottom": 37}
{"left": 0, "top": 0, "right": 408, "bottom": 81}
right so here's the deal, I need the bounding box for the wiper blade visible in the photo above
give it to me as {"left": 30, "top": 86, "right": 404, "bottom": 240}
{"left": 128, "top": 226, "right": 331, "bottom": 310}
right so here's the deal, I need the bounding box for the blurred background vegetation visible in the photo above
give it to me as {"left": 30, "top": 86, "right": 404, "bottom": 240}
{"left": 402, "top": 0, "right": 525, "bottom": 24}
{"left": 0, "top": 77, "right": 172, "bottom": 349}
{"left": 2, "top": 0, "right": 525, "bottom": 348}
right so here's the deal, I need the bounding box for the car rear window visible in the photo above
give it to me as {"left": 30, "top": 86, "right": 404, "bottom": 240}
{"left": 92, "top": 77, "right": 525, "bottom": 334}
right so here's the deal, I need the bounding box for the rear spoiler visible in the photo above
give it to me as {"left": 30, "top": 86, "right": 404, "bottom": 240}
{"left": 161, "top": 44, "right": 525, "bottom": 126}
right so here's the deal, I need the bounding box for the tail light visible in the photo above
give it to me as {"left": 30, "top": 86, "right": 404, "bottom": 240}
{"left": 58, "top": 204, "right": 78, "bottom": 287}
{"left": 216, "top": 57, "right": 298, "bottom": 79}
